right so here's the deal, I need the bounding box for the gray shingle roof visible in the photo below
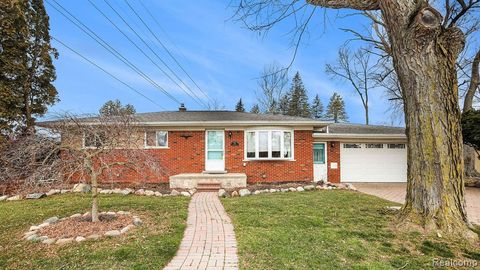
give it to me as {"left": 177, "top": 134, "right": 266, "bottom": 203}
{"left": 132, "top": 111, "right": 322, "bottom": 122}
{"left": 327, "top": 123, "right": 405, "bottom": 135}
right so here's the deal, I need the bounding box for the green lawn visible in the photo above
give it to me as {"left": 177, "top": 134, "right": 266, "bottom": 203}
{"left": 0, "top": 194, "right": 189, "bottom": 270}
{"left": 223, "top": 190, "right": 480, "bottom": 270}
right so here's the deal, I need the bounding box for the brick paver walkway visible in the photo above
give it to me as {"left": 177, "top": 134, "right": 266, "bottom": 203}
{"left": 164, "top": 192, "right": 238, "bottom": 270}
{"left": 355, "top": 183, "right": 480, "bottom": 225}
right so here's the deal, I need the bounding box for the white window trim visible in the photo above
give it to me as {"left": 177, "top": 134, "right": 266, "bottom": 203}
{"left": 244, "top": 129, "right": 294, "bottom": 161}
{"left": 144, "top": 131, "right": 169, "bottom": 149}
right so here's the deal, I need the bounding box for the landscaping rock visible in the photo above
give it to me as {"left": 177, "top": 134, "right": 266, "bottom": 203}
{"left": 304, "top": 185, "right": 315, "bottom": 191}
{"left": 289, "top": 187, "right": 297, "bottom": 192}
{"left": 106, "top": 211, "right": 116, "bottom": 215}
{"left": 26, "top": 234, "right": 39, "bottom": 241}
{"left": 46, "top": 189, "right": 60, "bottom": 196}
{"left": 0, "top": 195, "right": 8, "bottom": 201}
{"left": 135, "top": 189, "right": 145, "bottom": 195}
{"left": 387, "top": 206, "right": 401, "bottom": 211}
{"left": 218, "top": 189, "right": 227, "bottom": 197}
{"left": 133, "top": 217, "right": 143, "bottom": 226}
{"left": 73, "top": 183, "right": 91, "bottom": 193}
{"left": 145, "top": 190, "right": 155, "bottom": 196}
{"left": 29, "top": 225, "right": 40, "bottom": 231}
{"left": 100, "top": 189, "right": 112, "bottom": 194}
{"left": 75, "top": 236, "right": 86, "bottom": 242}
{"left": 24, "top": 231, "right": 37, "bottom": 238}
{"left": 120, "top": 224, "right": 135, "bottom": 234}
{"left": 44, "top": 216, "right": 59, "bottom": 224}
{"left": 56, "top": 238, "right": 74, "bottom": 245}
{"left": 154, "top": 191, "right": 162, "bottom": 197}
{"left": 181, "top": 191, "right": 191, "bottom": 197}
{"left": 70, "top": 213, "right": 82, "bottom": 218}
{"left": 121, "top": 188, "right": 133, "bottom": 195}
{"left": 117, "top": 211, "right": 130, "bottom": 215}
{"left": 42, "top": 238, "right": 56, "bottom": 245}
{"left": 6, "top": 195, "right": 21, "bottom": 201}
{"left": 86, "top": 234, "right": 101, "bottom": 240}
{"left": 253, "top": 190, "right": 261, "bottom": 195}
{"left": 231, "top": 191, "right": 239, "bottom": 197}
{"left": 37, "top": 223, "right": 50, "bottom": 229}
{"left": 171, "top": 190, "right": 180, "bottom": 196}
{"left": 296, "top": 187, "right": 305, "bottom": 192}
{"left": 188, "top": 189, "right": 196, "bottom": 195}
{"left": 280, "top": 188, "right": 289, "bottom": 192}
{"left": 316, "top": 185, "right": 325, "bottom": 190}
{"left": 105, "top": 230, "right": 121, "bottom": 237}
{"left": 26, "top": 193, "right": 46, "bottom": 200}
{"left": 269, "top": 189, "right": 277, "bottom": 193}
{"left": 37, "top": 236, "right": 49, "bottom": 242}
{"left": 239, "top": 189, "right": 251, "bottom": 197}
{"left": 60, "top": 189, "right": 70, "bottom": 194}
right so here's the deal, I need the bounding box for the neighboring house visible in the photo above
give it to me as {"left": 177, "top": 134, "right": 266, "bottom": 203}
{"left": 40, "top": 106, "right": 408, "bottom": 188}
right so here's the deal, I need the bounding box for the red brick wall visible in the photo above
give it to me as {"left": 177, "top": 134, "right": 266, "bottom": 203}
{"left": 72, "top": 129, "right": 314, "bottom": 184}
{"left": 327, "top": 141, "right": 341, "bottom": 183}
{"left": 225, "top": 130, "right": 313, "bottom": 183}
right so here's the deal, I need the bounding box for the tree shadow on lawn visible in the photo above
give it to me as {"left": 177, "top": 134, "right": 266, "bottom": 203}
{"left": 222, "top": 190, "right": 480, "bottom": 270}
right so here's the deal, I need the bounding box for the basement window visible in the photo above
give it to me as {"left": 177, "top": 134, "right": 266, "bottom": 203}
{"left": 245, "top": 130, "right": 293, "bottom": 160}
{"left": 145, "top": 131, "right": 168, "bottom": 148}
{"left": 366, "top": 143, "right": 384, "bottom": 149}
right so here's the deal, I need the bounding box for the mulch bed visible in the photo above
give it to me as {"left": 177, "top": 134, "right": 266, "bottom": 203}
{"left": 38, "top": 214, "right": 132, "bottom": 239}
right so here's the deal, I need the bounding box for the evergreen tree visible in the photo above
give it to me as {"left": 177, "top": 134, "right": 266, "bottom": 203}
{"left": 99, "top": 99, "right": 136, "bottom": 116}
{"left": 278, "top": 94, "right": 290, "bottom": 115}
{"left": 250, "top": 104, "right": 260, "bottom": 114}
{"left": 235, "top": 98, "right": 245, "bottom": 112}
{"left": 311, "top": 94, "right": 324, "bottom": 119}
{"left": 326, "top": 92, "right": 348, "bottom": 123}
{"left": 287, "top": 72, "right": 311, "bottom": 117}
{"left": 0, "top": 0, "right": 58, "bottom": 136}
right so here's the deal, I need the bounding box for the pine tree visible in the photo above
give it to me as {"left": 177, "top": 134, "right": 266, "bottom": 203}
{"left": 287, "top": 72, "right": 311, "bottom": 117}
{"left": 0, "top": 0, "right": 58, "bottom": 136}
{"left": 99, "top": 99, "right": 136, "bottom": 116}
{"left": 250, "top": 104, "right": 260, "bottom": 114}
{"left": 235, "top": 98, "right": 245, "bottom": 112}
{"left": 311, "top": 94, "right": 324, "bottom": 119}
{"left": 326, "top": 92, "right": 348, "bottom": 123}
{"left": 278, "top": 94, "right": 290, "bottom": 115}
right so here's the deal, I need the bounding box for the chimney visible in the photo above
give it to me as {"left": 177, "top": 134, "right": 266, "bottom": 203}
{"left": 179, "top": 103, "right": 187, "bottom": 112}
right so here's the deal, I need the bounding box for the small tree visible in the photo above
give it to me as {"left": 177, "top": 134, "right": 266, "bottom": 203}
{"left": 326, "top": 92, "right": 348, "bottom": 123}
{"left": 99, "top": 99, "right": 136, "bottom": 116}
{"left": 250, "top": 104, "right": 260, "bottom": 114}
{"left": 256, "top": 63, "right": 288, "bottom": 114}
{"left": 235, "top": 98, "right": 246, "bottom": 112}
{"left": 311, "top": 94, "right": 324, "bottom": 119}
{"left": 0, "top": 113, "right": 162, "bottom": 222}
{"left": 287, "top": 72, "right": 311, "bottom": 117}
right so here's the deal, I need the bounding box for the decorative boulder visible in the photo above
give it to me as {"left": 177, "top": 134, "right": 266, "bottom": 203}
{"left": 72, "top": 183, "right": 91, "bottom": 193}
{"left": 304, "top": 185, "right": 315, "bottom": 191}
{"left": 42, "top": 238, "right": 56, "bottom": 245}
{"left": 269, "top": 189, "right": 277, "bottom": 193}
{"left": 145, "top": 190, "right": 155, "bottom": 196}
{"left": 253, "top": 190, "right": 261, "bottom": 195}
{"left": 239, "top": 189, "right": 251, "bottom": 197}
{"left": 181, "top": 191, "right": 191, "bottom": 197}
{"left": 75, "top": 236, "right": 86, "bottom": 242}
{"left": 121, "top": 188, "right": 134, "bottom": 195}
{"left": 56, "top": 238, "right": 74, "bottom": 245}
{"left": 289, "top": 187, "right": 297, "bottom": 192}
{"left": 7, "top": 195, "right": 22, "bottom": 201}
{"left": 218, "top": 189, "right": 227, "bottom": 197}
{"left": 133, "top": 217, "right": 143, "bottom": 226}
{"left": 280, "top": 188, "right": 289, "bottom": 192}
{"left": 188, "top": 189, "right": 196, "bottom": 195}
{"left": 120, "top": 224, "right": 135, "bottom": 234}
{"left": 100, "top": 189, "right": 112, "bottom": 194}
{"left": 26, "top": 193, "right": 46, "bottom": 200}
{"left": 135, "top": 189, "right": 145, "bottom": 195}
{"left": 231, "top": 191, "right": 239, "bottom": 197}
{"left": 44, "top": 217, "right": 59, "bottom": 224}
{"left": 0, "top": 195, "right": 8, "bottom": 201}
{"left": 46, "top": 189, "right": 60, "bottom": 196}
{"left": 171, "top": 190, "right": 180, "bottom": 196}
{"left": 296, "top": 187, "right": 305, "bottom": 192}
{"left": 105, "top": 230, "right": 121, "bottom": 237}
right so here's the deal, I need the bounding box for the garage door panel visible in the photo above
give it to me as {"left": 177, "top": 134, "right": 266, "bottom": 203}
{"left": 340, "top": 143, "right": 407, "bottom": 182}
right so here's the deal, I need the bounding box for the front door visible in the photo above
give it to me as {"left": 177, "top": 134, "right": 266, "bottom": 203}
{"left": 313, "top": 143, "right": 328, "bottom": 182}
{"left": 205, "top": 130, "right": 225, "bottom": 172}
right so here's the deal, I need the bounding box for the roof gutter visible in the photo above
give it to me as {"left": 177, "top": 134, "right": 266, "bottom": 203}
{"left": 313, "top": 133, "right": 407, "bottom": 140}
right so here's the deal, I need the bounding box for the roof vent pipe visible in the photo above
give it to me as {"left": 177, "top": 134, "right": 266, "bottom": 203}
{"left": 179, "top": 103, "right": 187, "bottom": 112}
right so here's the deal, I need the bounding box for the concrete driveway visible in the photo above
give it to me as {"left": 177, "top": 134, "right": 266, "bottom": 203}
{"left": 354, "top": 183, "right": 480, "bottom": 225}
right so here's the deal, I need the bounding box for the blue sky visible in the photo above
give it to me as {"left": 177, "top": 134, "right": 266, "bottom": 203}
{"left": 44, "top": 0, "right": 399, "bottom": 125}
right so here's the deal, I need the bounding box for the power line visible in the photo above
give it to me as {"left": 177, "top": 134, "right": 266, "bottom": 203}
{"left": 128, "top": 0, "right": 215, "bottom": 105}
{"left": 98, "top": 0, "right": 209, "bottom": 108}
{"left": 46, "top": 0, "right": 182, "bottom": 106}
{"left": 52, "top": 36, "right": 166, "bottom": 110}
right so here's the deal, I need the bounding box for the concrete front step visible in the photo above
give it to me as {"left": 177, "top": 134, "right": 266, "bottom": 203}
{"left": 169, "top": 173, "right": 247, "bottom": 189}
{"left": 197, "top": 182, "right": 222, "bottom": 192}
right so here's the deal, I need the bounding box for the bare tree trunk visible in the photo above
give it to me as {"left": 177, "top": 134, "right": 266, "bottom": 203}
{"left": 91, "top": 173, "right": 99, "bottom": 223}
{"left": 463, "top": 49, "right": 480, "bottom": 112}
{"left": 364, "top": 104, "right": 369, "bottom": 125}
{"left": 379, "top": 2, "right": 474, "bottom": 238}
{"left": 464, "top": 144, "right": 480, "bottom": 177}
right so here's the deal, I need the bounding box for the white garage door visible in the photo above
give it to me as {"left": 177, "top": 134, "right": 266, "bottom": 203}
{"left": 340, "top": 143, "right": 407, "bottom": 182}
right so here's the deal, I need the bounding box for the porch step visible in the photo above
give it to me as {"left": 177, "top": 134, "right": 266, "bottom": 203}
{"left": 169, "top": 173, "right": 247, "bottom": 189}
{"left": 196, "top": 182, "right": 221, "bottom": 192}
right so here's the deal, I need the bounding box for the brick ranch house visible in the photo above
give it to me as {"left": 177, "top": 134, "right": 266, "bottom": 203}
{"left": 42, "top": 107, "right": 408, "bottom": 189}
